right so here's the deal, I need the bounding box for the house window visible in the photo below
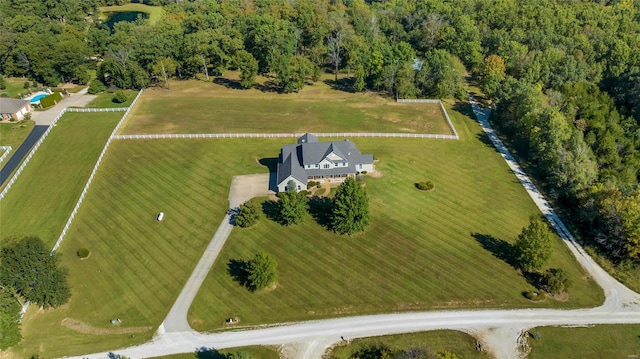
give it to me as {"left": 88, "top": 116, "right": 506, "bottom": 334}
{"left": 334, "top": 163, "right": 338, "bottom": 167}
{"left": 359, "top": 164, "right": 363, "bottom": 169}
{"left": 297, "top": 185, "right": 301, "bottom": 190}
{"left": 316, "top": 164, "right": 319, "bottom": 168}
{"left": 323, "top": 164, "right": 330, "bottom": 169}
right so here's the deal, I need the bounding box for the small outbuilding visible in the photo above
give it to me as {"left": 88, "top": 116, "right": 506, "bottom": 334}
{"left": 0, "top": 98, "right": 32, "bottom": 121}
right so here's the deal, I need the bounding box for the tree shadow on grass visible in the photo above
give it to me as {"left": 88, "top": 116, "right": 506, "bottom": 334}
{"left": 262, "top": 199, "right": 281, "bottom": 223}
{"left": 213, "top": 77, "right": 243, "bottom": 90}
{"left": 323, "top": 77, "right": 355, "bottom": 93}
{"left": 452, "top": 100, "right": 476, "bottom": 120}
{"left": 472, "top": 233, "right": 517, "bottom": 268}
{"left": 308, "top": 195, "right": 333, "bottom": 229}
{"left": 227, "top": 259, "right": 250, "bottom": 289}
{"left": 522, "top": 270, "right": 545, "bottom": 289}
{"left": 196, "top": 346, "right": 225, "bottom": 359}
{"left": 254, "top": 80, "right": 280, "bottom": 93}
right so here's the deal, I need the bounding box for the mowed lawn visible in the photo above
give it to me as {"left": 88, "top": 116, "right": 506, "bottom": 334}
{"left": 119, "top": 77, "right": 452, "bottom": 135}
{"left": 0, "top": 120, "right": 35, "bottom": 149}
{"left": 330, "top": 330, "right": 489, "bottom": 359}
{"left": 188, "top": 108, "right": 603, "bottom": 331}
{"left": 529, "top": 325, "right": 640, "bottom": 358}
{"left": 12, "top": 138, "right": 287, "bottom": 358}
{"left": 0, "top": 112, "right": 120, "bottom": 246}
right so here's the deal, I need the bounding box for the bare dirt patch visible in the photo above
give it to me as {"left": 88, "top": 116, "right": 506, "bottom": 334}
{"left": 61, "top": 318, "right": 152, "bottom": 335}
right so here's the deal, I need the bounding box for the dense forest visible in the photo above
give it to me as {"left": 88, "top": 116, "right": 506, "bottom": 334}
{"left": 0, "top": 0, "right": 639, "bottom": 278}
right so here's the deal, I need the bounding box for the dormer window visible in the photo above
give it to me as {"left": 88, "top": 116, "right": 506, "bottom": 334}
{"left": 323, "top": 163, "right": 330, "bottom": 169}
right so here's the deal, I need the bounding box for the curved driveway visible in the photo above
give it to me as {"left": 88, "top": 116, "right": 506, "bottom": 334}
{"left": 69, "top": 102, "right": 640, "bottom": 359}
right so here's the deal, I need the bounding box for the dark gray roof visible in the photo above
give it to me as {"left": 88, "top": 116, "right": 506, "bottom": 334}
{"left": 297, "top": 133, "right": 319, "bottom": 144}
{"left": 277, "top": 134, "right": 373, "bottom": 187}
{"left": 0, "top": 98, "right": 30, "bottom": 114}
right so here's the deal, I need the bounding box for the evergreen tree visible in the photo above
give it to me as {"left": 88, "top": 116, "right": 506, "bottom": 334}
{"left": 277, "top": 182, "right": 307, "bottom": 225}
{"left": 246, "top": 252, "right": 278, "bottom": 291}
{"left": 235, "top": 200, "right": 261, "bottom": 228}
{"left": 514, "top": 217, "right": 553, "bottom": 272}
{"left": 332, "top": 177, "right": 370, "bottom": 235}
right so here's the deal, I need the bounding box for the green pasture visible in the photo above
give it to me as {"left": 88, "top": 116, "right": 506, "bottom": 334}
{"left": 186, "top": 105, "right": 603, "bottom": 331}
{"left": 0, "top": 120, "right": 34, "bottom": 149}
{"left": 528, "top": 325, "right": 640, "bottom": 358}
{"left": 0, "top": 112, "right": 120, "bottom": 246}
{"left": 85, "top": 89, "right": 139, "bottom": 108}
{"left": 330, "top": 330, "right": 488, "bottom": 359}
{"left": 0, "top": 77, "right": 30, "bottom": 97}
{"left": 99, "top": 3, "right": 163, "bottom": 24}
{"left": 152, "top": 346, "right": 279, "bottom": 359}
{"left": 120, "top": 79, "right": 452, "bottom": 135}
{"left": 12, "top": 138, "right": 285, "bottom": 358}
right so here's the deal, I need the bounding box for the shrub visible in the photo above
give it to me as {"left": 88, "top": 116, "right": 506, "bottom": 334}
{"left": 543, "top": 268, "right": 571, "bottom": 294}
{"left": 415, "top": 180, "right": 435, "bottom": 191}
{"left": 235, "top": 200, "right": 260, "bottom": 228}
{"left": 361, "top": 170, "right": 368, "bottom": 174}
{"left": 23, "top": 81, "right": 30, "bottom": 89}
{"left": 247, "top": 252, "right": 278, "bottom": 291}
{"left": 0, "top": 75, "right": 5, "bottom": 89}
{"left": 523, "top": 290, "right": 546, "bottom": 301}
{"left": 112, "top": 89, "right": 128, "bottom": 103}
{"left": 76, "top": 248, "right": 90, "bottom": 259}
{"left": 39, "top": 92, "right": 62, "bottom": 108}
{"left": 88, "top": 79, "right": 106, "bottom": 94}
{"left": 307, "top": 181, "right": 319, "bottom": 188}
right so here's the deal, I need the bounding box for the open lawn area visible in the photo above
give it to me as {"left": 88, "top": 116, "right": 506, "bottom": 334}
{"left": 99, "top": 3, "right": 163, "bottom": 24}
{"left": 188, "top": 134, "right": 603, "bottom": 331}
{"left": 528, "top": 325, "right": 640, "bottom": 358}
{"left": 330, "top": 330, "right": 488, "bottom": 359}
{"left": 119, "top": 75, "right": 452, "bottom": 135}
{"left": 0, "top": 112, "right": 120, "bottom": 246}
{"left": 9, "top": 138, "right": 286, "bottom": 358}
{"left": 152, "top": 346, "right": 279, "bottom": 359}
{"left": 0, "top": 77, "right": 30, "bottom": 98}
{"left": 0, "top": 120, "right": 34, "bottom": 149}
{"left": 85, "top": 89, "right": 139, "bottom": 108}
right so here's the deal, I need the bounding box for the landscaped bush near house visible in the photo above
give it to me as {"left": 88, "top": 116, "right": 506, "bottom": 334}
{"left": 39, "top": 92, "right": 62, "bottom": 108}
{"left": 76, "top": 248, "right": 90, "bottom": 259}
{"left": 415, "top": 180, "right": 435, "bottom": 191}
{"left": 307, "top": 181, "right": 319, "bottom": 188}
{"left": 112, "top": 90, "right": 128, "bottom": 103}
{"left": 88, "top": 79, "right": 106, "bottom": 94}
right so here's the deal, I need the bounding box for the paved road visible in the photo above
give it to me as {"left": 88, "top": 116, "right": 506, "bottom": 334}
{"left": 160, "top": 174, "right": 274, "bottom": 333}
{"left": 0, "top": 125, "right": 47, "bottom": 185}
{"left": 67, "top": 104, "right": 640, "bottom": 359}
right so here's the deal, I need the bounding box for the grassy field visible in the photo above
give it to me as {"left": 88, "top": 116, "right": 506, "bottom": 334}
{"left": 0, "top": 120, "right": 34, "bottom": 149}
{"left": 187, "top": 104, "right": 603, "bottom": 331}
{"left": 9, "top": 138, "right": 285, "bottom": 358}
{"left": 119, "top": 76, "right": 452, "bottom": 135}
{"left": 85, "top": 89, "right": 139, "bottom": 108}
{"left": 99, "top": 3, "right": 163, "bottom": 24}
{"left": 152, "top": 346, "right": 279, "bottom": 359}
{"left": 330, "top": 330, "right": 488, "bottom": 359}
{"left": 0, "top": 77, "right": 30, "bottom": 97}
{"left": 528, "top": 325, "right": 640, "bottom": 358}
{"left": 0, "top": 112, "right": 120, "bottom": 246}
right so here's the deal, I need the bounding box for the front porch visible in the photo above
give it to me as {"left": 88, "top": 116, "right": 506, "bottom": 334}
{"left": 307, "top": 173, "right": 354, "bottom": 184}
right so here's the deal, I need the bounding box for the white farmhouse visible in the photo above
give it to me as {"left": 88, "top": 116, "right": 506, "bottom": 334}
{"left": 276, "top": 133, "right": 374, "bottom": 192}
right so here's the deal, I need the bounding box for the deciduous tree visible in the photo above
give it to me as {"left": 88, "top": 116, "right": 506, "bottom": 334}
{"left": 332, "top": 177, "right": 370, "bottom": 235}
{"left": 246, "top": 252, "right": 278, "bottom": 291}
{"left": 277, "top": 182, "right": 308, "bottom": 225}
{"left": 514, "top": 217, "right": 553, "bottom": 272}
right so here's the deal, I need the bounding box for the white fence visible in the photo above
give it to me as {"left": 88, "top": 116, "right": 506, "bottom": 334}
{"left": 113, "top": 132, "right": 459, "bottom": 140}
{"left": 66, "top": 107, "right": 128, "bottom": 113}
{"left": 51, "top": 89, "right": 144, "bottom": 253}
{"left": 0, "top": 146, "right": 12, "bottom": 165}
{"left": 0, "top": 109, "right": 67, "bottom": 200}
{"left": 396, "top": 98, "right": 459, "bottom": 139}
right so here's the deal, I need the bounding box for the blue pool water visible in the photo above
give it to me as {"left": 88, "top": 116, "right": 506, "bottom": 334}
{"left": 30, "top": 94, "right": 46, "bottom": 103}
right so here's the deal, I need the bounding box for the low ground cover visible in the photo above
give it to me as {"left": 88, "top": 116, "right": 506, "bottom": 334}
{"left": 10, "top": 138, "right": 286, "bottom": 358}
{"left": 329, "top": 330, "right": 488, "bottom": 359}
{"left": 0, "top": 120, "right": 34, "bottom": 149}
{"left": 0, "top": 112, "right": 120, "bottom": 245}
{"left": 85, "top": 89, "right": 139, "bottom": 108}
{"left": 119, "top": 76, "right": 452, "bottom": 135}
{"left": 528, "top": 325, "right": 640, "bottom": 358}
{"left": 188, "top": 107, "right": 603, "bottom": 331}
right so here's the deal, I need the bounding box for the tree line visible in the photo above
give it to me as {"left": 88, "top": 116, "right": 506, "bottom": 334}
{"left": 0, "top": 0, "right": 638, "bottom": 266}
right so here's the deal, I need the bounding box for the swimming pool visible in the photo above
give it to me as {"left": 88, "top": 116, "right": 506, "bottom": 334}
{"left": 30, "top": 93, "right": 47, "bottom": 103}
